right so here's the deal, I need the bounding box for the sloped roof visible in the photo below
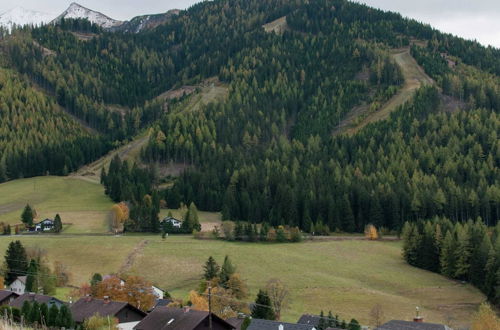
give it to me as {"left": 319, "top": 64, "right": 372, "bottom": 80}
{"left": 297, "top": 314, "right": 322, "bottom": 326}
{"left": 134, "top": 306, "right": 235, "bottom": 330}
{"left": 376, "top": 320, "right": 452, "bottom": 330}
{"left": 0, "top": 290, "right": 19, "bottom": 302}
{"left": 9, "top": 293, "right": 64, "bottom": 309}
{"left": 11, "top": 276, "right": 27, "bottom": 284}
{"left": 248, "top": 318, "right": 316, "bottom": 330}
{"left": 70, "top": 297, "right": 146, "bottom": 323}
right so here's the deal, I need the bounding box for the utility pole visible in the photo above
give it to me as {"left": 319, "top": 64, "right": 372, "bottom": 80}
{"left": 208, "top": 285, "right": 213, "bottom": 330}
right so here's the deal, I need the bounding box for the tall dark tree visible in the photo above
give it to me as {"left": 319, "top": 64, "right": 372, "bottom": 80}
{"left": 251, "top": 290, "right": 275, "bottom": 320}
{"left": 21, "top": 204, "right": 34, "bottom": 227}
{"left": 4, "top": 240, "right": 28, "bottom": 285}
{"left": 203, "top": 256, "right": 220, "bottom": 281}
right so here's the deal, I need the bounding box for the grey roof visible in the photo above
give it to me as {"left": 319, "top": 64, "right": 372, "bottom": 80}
{"left": 247, "top": 319, "right": 317, "bottom": 330}
{"left": 297, "top": 314, "right": 322, "bottom": 326}
{"left": 134, "top": 306, "right": 235, "bottom": 330}
{"left": 376, "top": 320, "right": 453, "bottom": 330}
{"left": 0, "top": 290, "right": 19, "bottom": 303}
{"left": 13, "top": 276, "right": 27, "bottom": 284}
{"left": 9, "top": 293, "right": 64, "bottom": 309}
{"left": 70, "top": 297, "right": 146, "bottom": 323}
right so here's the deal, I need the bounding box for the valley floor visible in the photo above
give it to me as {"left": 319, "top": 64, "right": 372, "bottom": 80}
{"left": 0, "top": 234, "right": 484, "bottom": 328}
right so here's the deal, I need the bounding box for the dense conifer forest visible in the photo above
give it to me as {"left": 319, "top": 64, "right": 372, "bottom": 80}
{"left": 0, "top": 0, "right": 498, "bottom": 233}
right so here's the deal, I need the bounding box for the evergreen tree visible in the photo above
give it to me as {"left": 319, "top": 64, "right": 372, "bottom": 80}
{"left": 4, "top": 240, "right": 28, "bottom": 284}
{"left": 57, "top": 304, "right": 73, "bottom": 328}
{"left": 317, "top": 310, "right": 326, "bottom": 330}
{"left": 25, "top": 259, "right": 38, "bottom": 293}
{"left": 454, "top": 225, "right": 471, "bottom": 280}
{"left": 21, "top": 301, "right": 31, "bottom": 323}
{"left": 39, "top": 303, "right": 49, "bottom": 326}
{"left": 28, "top": 301, "right": 40, "bottom": 324}
{"left": 48, "top": 304, "right": 59, "bottom": 327}
{"left": 220, "top": 255, "right": 236, "bottom": 287}
{"left": 440, "top": 230, "right": 457, "bottom": 278}
{"left": 470, "top": 232, "right": 492, "bottom": 287}
{"left": 348, "top": 319, "right": 361, "bottom": 330}
{"left": 203, "top": 256, "right": 220, "bottom": 281}
{"left": 21, "top": 204, "right": 34, "bottom": 227}
{"left": 251, "top": 290, "right": 275, "bottom": 320}
{"left": 54, "top": 214, "right": 62, "bottom": 233}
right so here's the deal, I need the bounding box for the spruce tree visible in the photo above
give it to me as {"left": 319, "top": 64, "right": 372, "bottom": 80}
{"left": 251, "top": 290, "right": 275, "bottom": 320}
{"left": 28, "top": 301, "right": 40, "bottom": 324}
{"left": 454, "top": 224, "right": 471, "bottom": 280}
{"left": 4, "top": 240, "right": 28, "bottom": 284}
{"left": 220, "top": 255, "right": 236, "bottom": 287}
{"left": 25, "top": 259, "right": 38, "bottom": 293}
{"left": 54, "top": 214, "right": 62, "bottom": 233}
{"left": 21, "top": 204, "right": 34, "bottom": 227}
{"left": 440, "top": 230, "right": 457, "bottom": 278}
{"left": 57, "top": 304, "right": 73, "bottom": 328}
{"left": 348, "top": 319, "right": 361, "bottom": 330}
{"left": 39, "top": 303, "right": 48, "bottom": 326}
{"left": 317, "top": 310, "right": 326, "bottom": 330}
{"left": 203, "top": 256, "right": 220, "bottom": 281}
{"left": 470, "top": 233, "right": 492, "bottom": 287}
{"left": 48, "top": 304, "right": 59, "bottom": 327}
{"left": 21, "top": 301, "right": 31, "bottom": 323}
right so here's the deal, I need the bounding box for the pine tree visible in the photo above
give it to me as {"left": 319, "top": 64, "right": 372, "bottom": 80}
{"left": 454, "top": 224, "right": 471, "bottom": 280}
{"left": 440, "top": 230, "right": 457, "bottom": 278}
{"left": 48, "top": 303, "right": 59, "bottom": 327}
{"left": 25, "top": 259, "right": 38, "bottom": 293}
{"left": 251, "top": 290, "right": 275, "bottom": 320}
{"left": 54, "top": 214, "right": 62, "bottom": 233}
{"left": 470, "top": 233, "right": 492, "bottom": 287}
{"left": 57, "top": 304, "right": 73, "bottom": 328}
{"left": 317, "top": 310, "right": 326, "bottom": 330}
{"left": 21, "top": 301, "right": 31, "bottom": 323}
{"left": 4, "top": 240, "right": 28, "bottom": 284}
{"left": 203, "top": 256, "right": 220, "bottom": 281}
{"left": 21, "top": 204, "right": 34, "bottom": 227}
{"left": 220, "top": 255, "right": 235, "bottom": 287}
{"left": 39, "top": 303, "right": 49, "bottom": 325}
{"left": 28, "top": 301, "right": 40, "bottom": 324}
{"left": 348, "top": 319, "right": 361, "bottom": 330}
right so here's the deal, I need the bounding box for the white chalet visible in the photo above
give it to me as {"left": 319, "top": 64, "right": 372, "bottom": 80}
{"left": 34, "top": 219, "right": 55, "bottom": 232}
{"left": 8, "top": 276, "right": 26, "bottom": 294}
{"left": 161, "top": 217, "right": 182, "bottom": 228}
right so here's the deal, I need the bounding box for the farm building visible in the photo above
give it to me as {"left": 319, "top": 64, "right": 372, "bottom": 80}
{"left": 34, "top": 218, "right": 55, "bottom": 232}
{"left": 9, "top": 293, "right": 65, "bottom": 309}
{"left": 7, "top": 276, "right": 26, "bottom": 295}
{"left": 70, "top": 297, "right": 146, "bottom": 325}
{"left": 0, "top": 290, "right": 19, "bottom": 306}
{"left": 134, "top": 306, "right": 235, "bottom": 330}
{"left": 160, "top": 216, "right": 182, "bottom": 228}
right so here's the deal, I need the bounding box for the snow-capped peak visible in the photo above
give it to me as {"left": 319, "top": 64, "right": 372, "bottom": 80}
{"left": 0, "top": 6, "right": 55, "bottom": 31}
{"left": 52, "top": 2, "right": 122, "bottom": 28}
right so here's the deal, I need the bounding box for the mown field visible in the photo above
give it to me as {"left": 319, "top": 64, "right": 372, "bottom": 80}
{"left": 0, "top": 235, "right": 485, "bottom": 328}
{"left": 0, "top": 176, "right": 485, "bottom": 327}
{"left": 0, "top": 176, "right": 112, "bottom": 233}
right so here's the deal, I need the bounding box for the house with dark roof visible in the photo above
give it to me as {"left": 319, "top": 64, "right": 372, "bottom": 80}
{"left": 70, "top": 297, "right": 146, "bottom": 325}
{"left": 134, "top": 306, "right": 235, "bottom": 330}
{"left": 9, "top": 293, "right": 65, "bottom": 309}
{"left": 247, "top": 318, "right": 317, "bottom": 330}
{"left": 297, "top": 314, "right": 344, "bottom": 330}
{"left": 160, "top": 216, "right": 182, "bottom": 228}
{"left": 34, "top": 218, "right": 55, "bottom": 232}
{"left": 0, "top": 290, "right": 19, "bottom": 306}
{"left": 7, "top": 276, "right": 27, "bottom": 295}
{"left": 376, "top": 320, "right": 453, "bottom": 330}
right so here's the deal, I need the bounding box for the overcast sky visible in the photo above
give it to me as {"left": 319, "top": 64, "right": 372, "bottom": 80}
{"left": 0, "top": 0, "right": 498, "bottom": 48}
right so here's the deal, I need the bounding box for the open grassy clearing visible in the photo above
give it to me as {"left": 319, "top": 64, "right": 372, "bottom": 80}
{"left": 0, "top": 234, "right": 484, "bottom": 327}
{"left": 0, "top": 176, "right": 112, "bottom": 233}
{"left": 127, "top": 236, "right": 483, "bottom": 328}
{"left": 336, "top": 49, "right": 435, "bottom": 136}
{"left": 263, "top": 16, "right": 289, "bottom": 34}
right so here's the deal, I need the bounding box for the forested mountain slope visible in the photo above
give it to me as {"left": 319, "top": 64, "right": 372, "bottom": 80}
{"left": 0, "top": 0, "right": 498, "bottom": 232}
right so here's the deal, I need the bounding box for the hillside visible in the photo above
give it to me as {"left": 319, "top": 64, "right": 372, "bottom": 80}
{"left": 0, "top": 235, "right": 485, "bottom": 327}
{"left": 0, "top": 176, "right": 112, "bottom": 233}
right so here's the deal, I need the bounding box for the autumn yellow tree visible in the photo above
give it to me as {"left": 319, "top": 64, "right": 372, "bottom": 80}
{"left": 110, "top": 202, "right": 129, "bottom": 233}
{"left": 95, "top": 276, "right": 127, "bottom": 303}
{"left": 122, "top": 275, "right": 155, "bottom": 311}
{"left": 83, "top": 313, "right": 118, "bottom": 330}
{"left": 471, "top": 303, "right": 500, "bottom": 330}
{"left": 365, "top": 224, "right": 379, "bottom": 240}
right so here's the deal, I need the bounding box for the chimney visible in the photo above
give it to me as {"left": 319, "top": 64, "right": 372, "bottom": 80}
{"left": 103, "top": 296, "right": 110, "bottom": 304}
{"left": 85, "top": 294, "right": 92, "bottom": 302}
{"left": 183, "top": 306, "right": 190, "bottom": 313}
{"left": 413, "top": 306, "right": 424, "bottom": 323}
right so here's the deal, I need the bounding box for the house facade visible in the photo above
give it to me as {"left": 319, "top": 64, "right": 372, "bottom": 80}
{"left": 35, "top": 219, "right": 54, "bottom": 232}
{"left": 161, "top": 217, "right": 182, "bottom": 228}
{"left": 8, "top": 276, "right": 26, "bottom": 295}
{"left": 0, "top": 290, "right": 19, "bottom": 306}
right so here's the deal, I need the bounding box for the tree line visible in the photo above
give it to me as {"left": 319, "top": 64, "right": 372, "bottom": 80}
{"left": 402, "top": 218, "right": 500, "bottom": 305}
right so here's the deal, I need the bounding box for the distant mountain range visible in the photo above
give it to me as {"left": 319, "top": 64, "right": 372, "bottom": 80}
{"left": 0, "top": 2, "right": 179, "bottom": 32}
